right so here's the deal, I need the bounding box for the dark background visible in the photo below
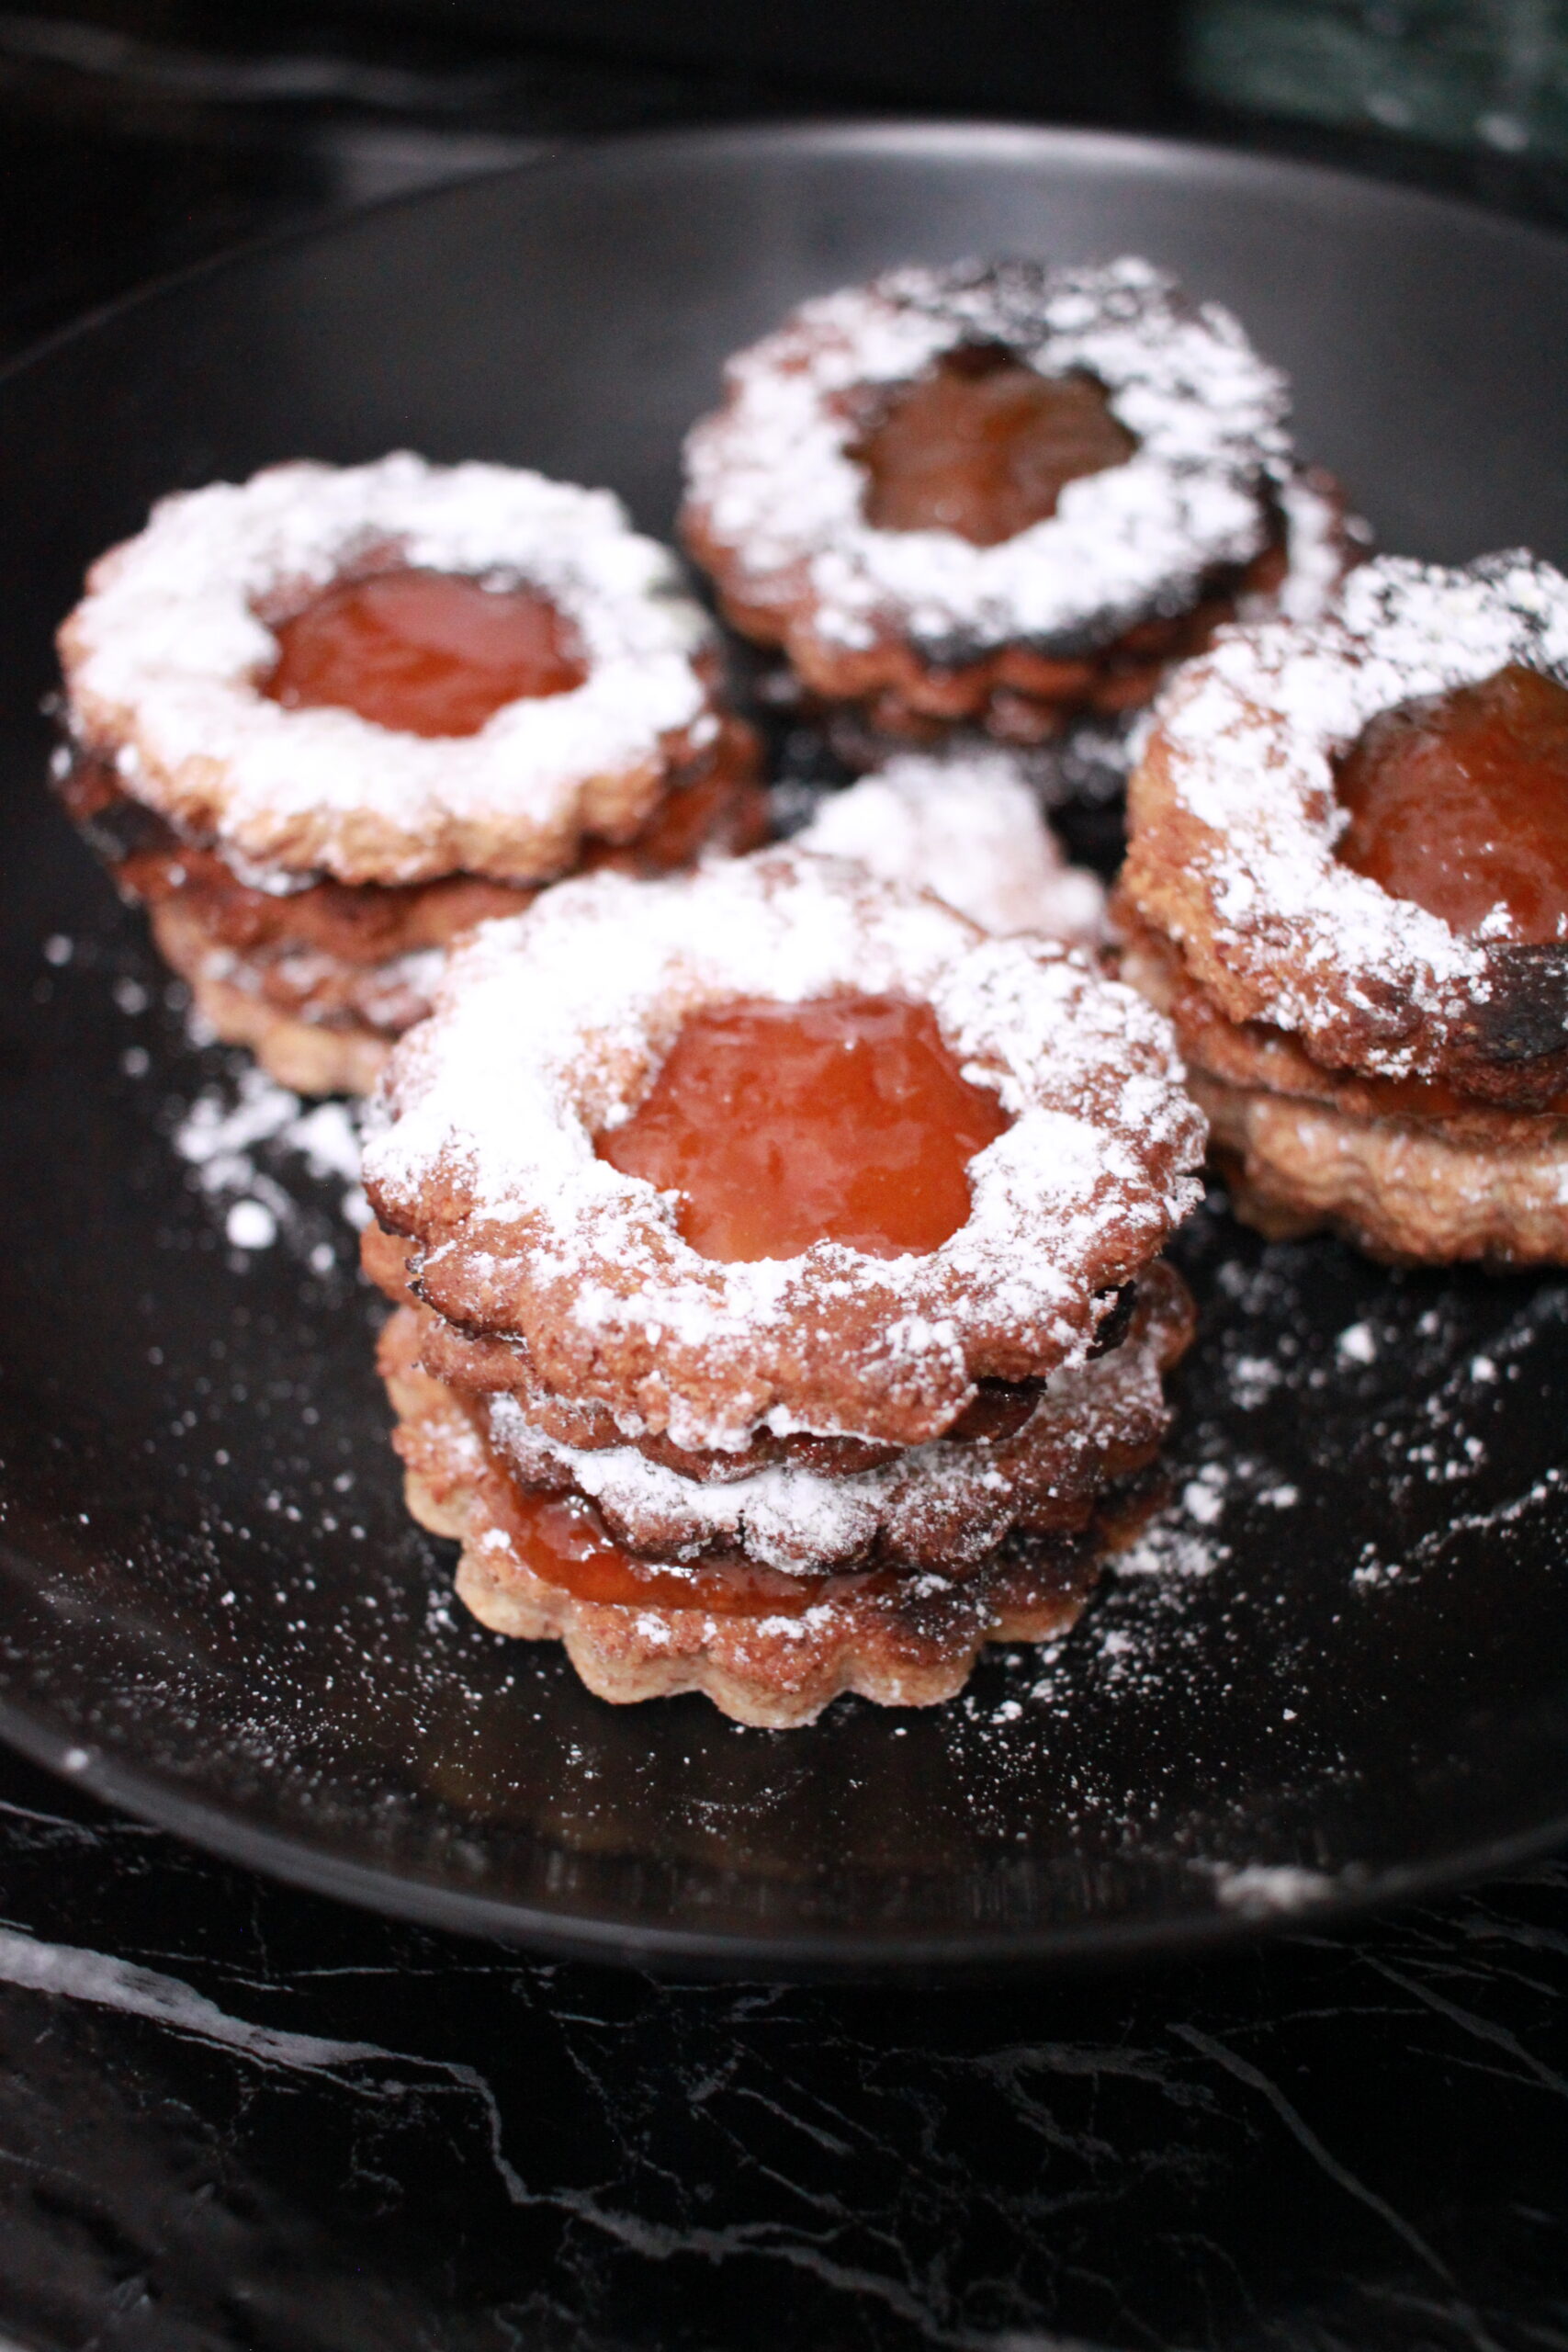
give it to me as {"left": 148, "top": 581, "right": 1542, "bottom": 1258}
{"left": 0, "top": 6, "right": 1565, "bottom": 2346}
{"left": 5, "top": 0, "right": 1567, "bottom": 363}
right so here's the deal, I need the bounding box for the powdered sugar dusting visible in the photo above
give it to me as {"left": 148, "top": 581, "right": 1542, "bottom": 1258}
{"left": 1208, "top": 1861, "right": 1338, "bottom": 1916}
{"left": 175, "top": 1063, "right": 367, "bottom": 1241}
{"left": 177, "top": 1065, "right": 361, "bottom": 1187}
{"left": 62, "top": 453, "right": 714, "bottom": 885}
{"left": 484, "top": 1291, "right": 1176, "bottom": 1573}
{"left": 683, "top": 257, "right": 1291, "bottom": 657}
{"left": 794, "top": 748, "right": 1104, "bottom": 942}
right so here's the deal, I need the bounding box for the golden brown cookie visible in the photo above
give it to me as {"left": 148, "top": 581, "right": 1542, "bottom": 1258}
{"left": 1116, "top": 554, "right": 1568, "bottom": 1261}
{"left": 682, "top": 259, "right": 1361, "bottom": 744}
{"left": 55, "top": 454, "right": 763, "bottom": 1091}
{"left": 1121, "top": 553, "right": 1568, "bottom": 1107}
{"left": 363, "top": 848, "right": 1206, "bottom": 1453}
{"left": 59, "top": 454, "right": 746, "bottom": 886}
{"left": 71, "top": 742, "right": 765, "bottom": 1094}
{"left": 419, "top": 1263, "right": 1193, "bottom": 1574}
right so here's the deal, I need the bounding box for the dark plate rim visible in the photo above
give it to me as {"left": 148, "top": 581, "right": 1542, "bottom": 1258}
{"left": 3, "top": 116, "right": 1566, "bottom": 1975}
{"left": 3, "top": 1689, "right": 1565, "bottom": 1977}
{"left": 3, "top": 111, "right": 1565, "bottom": 402}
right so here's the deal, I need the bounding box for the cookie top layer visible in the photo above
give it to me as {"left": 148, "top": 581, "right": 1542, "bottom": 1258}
{"left": 1122, "top": 551, "right": 1568, "bottom": 1095}
{"left": 682, "top": 258, "right": 1292, "bottom": 662}
{"left": 59, "top": 454, "right": 718, "bottom": 888}
{"left": 364, "top": 847, "right": 1205, "bottom": 1452}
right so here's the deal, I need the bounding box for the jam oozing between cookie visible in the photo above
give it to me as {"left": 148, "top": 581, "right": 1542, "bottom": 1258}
{"left": 855, "top": 348, "right": 1136, "bottom": 547}
{"left": 492, "top": 1482, "right": 830, "bottom": 1616}
{"left": 265, "top": 567, "right": 587, "bottom": 737}
{"left": 1334, "top": 664, "right": 1568, "bottom": 940}
{"left": 596, "top": 993, "right": 1010, "bottom": 1261}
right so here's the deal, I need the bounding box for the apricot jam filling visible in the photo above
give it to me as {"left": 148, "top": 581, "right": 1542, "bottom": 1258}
{"left": 595, "top": 993, "right": 1010, "bottom": 1261}
{"left": 487, "top": 1477, "right": 834, "bottom": 1617}
{"left": 1334, "top": 663, "right": 1568, "bottom": 942}
{"left": 264, "top": 566, "right": 587, "bottom": 738}
{"left": 855, "top": 347, "right": 1136, "bottom": 547}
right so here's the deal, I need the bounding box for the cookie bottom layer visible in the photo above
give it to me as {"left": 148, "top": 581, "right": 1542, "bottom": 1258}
{"left": 383, "top": 1329, "right": 1107, "bottom": 1729}
{"left": 1198, "top": 1071, "right": 1568, "bottom": 1264}
{"left": 156, "top": 908, "right": 395, "bottom": 1095}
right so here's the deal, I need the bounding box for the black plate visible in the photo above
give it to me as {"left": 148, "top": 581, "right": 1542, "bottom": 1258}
{"left": 2, "top": 123, "right": 1566, "bottom": 1975}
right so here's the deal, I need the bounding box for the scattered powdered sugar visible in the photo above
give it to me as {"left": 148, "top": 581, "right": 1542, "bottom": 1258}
{"left": 224, "top": 1198, "right": 277, "bottom": 1250}
{"left": 176, "top": 1065, "right": 361, "bottom": 1189}
{"left": 1180, "top": 1462, "right": 1229, "bottom": 1525}
{"left": 793, "top": 747, "right": 1105, "bottom": 943}
{"left": 1354, "top": 1467, "right": 1563, "bottom": 1589}
{"left": 1205, "top": 1861, "right": 1339, "bottom": 1916}
{"left": 1225, "top": 1351, "right": 1288, "bottom": 1411}
{"left": 1147, "top": 551, "right": 1568, "bottom": 1067}
{"left": 1336, "top": 1319, "right": 1378, "bottom": 1366}
{"left": 367, "top": 849, "right": 1205, "bottom": 1449}
{"left": 175, "top": 1063, "right": 367, "bottom": 1243}
{"left": 62, "top": 453, "right": 714, "bottom": 885}
{"left": 1104, "top": 1501, "right": 1230, "bottom": 1586}
{"left": 683, "top": 257, "right": 1292, "bottom": 657}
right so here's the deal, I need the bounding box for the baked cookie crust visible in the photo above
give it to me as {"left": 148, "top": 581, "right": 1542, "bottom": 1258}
{"left": 394, "top": 1264, "right": 1195, "bottom": 1575}
{"left": 1197, "top": 1073, "right": 1568, "bottom": 1264}
{"left": 1113, "top": 889, "right": 1568, "bottom": 1264}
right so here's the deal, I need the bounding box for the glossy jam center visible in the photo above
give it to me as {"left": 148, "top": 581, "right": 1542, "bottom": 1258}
{"left": 1334, "top": 663, "right": 1568, "bottom": 941}
{"left": 495, "top": 1483, "right": 829, "bottom": 1616}
{"left": 856, "top": 349, "right": 1136, "bottom": 547}
{"left": 264, "top": 567, "right": 586, "bottom": 738}
{"left": 595, "top": 994, "right": 1010, "bottom": 1261}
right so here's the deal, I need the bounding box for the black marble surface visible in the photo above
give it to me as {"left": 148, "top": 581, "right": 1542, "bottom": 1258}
{"left": 1, "top": 1743, "right": 1564, "bottom": 2348}
{"left": 1, "top": 11, "right": 1566, "bottom": 2346}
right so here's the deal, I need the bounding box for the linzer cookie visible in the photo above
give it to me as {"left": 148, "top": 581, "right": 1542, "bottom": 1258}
{"left": 361, "top": 849, "right": 1205, "bottom": 1724}
{"left": 681, "top": 258, "right": 1362, "bottom": 748}
{"left": 1117, "top": 551, "right": 1568, "bottom": 1262}
{"left": 55, "top": 453, "right": 763, "bottom": 1093}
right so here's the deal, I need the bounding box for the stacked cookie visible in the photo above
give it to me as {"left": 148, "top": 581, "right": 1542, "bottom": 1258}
{"left": 682, "top": 256, "right": 1361, "bottom": 750}
{"left": 359, "top": 849, "right": 1204, "bottom": 1725}
{"left": 55, "top": 454, "right": 763, "bottom": 1094}
{"left": 1117, "top": 553, "right": 1568, "bottom": 1263}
